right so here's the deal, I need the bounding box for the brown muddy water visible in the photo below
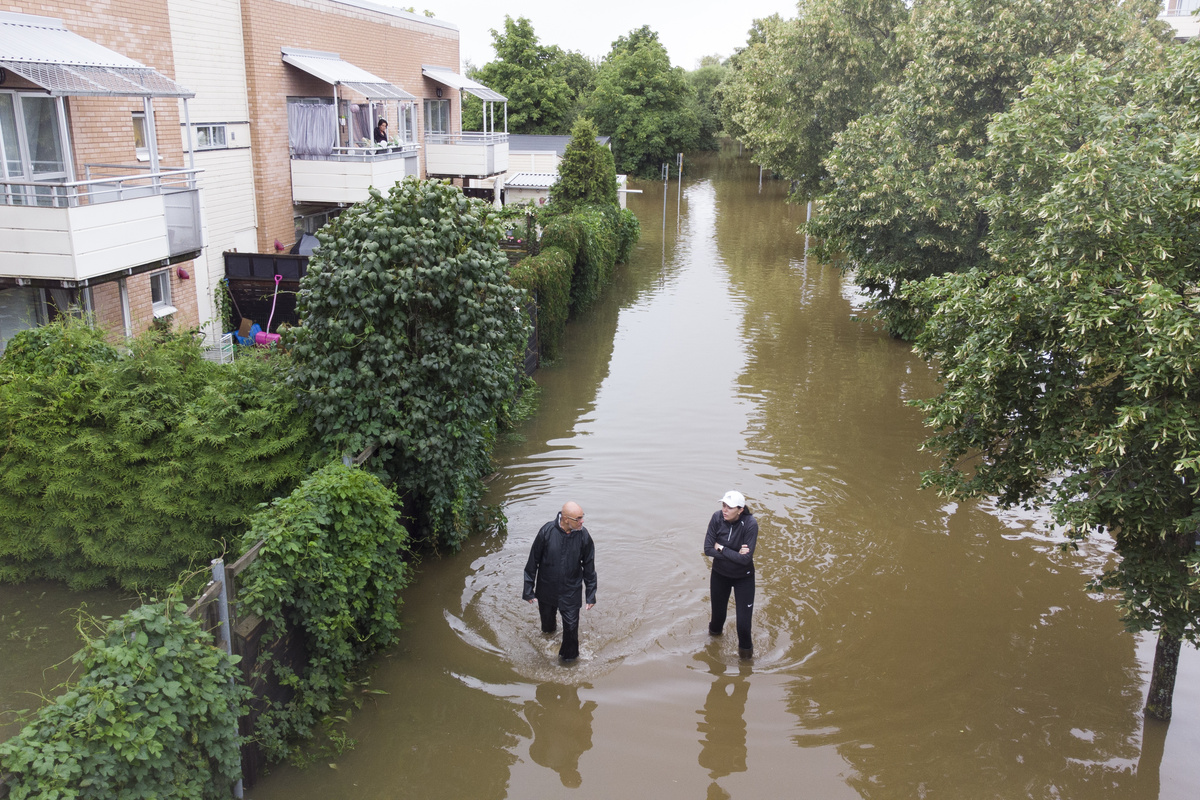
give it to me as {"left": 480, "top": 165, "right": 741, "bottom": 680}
{"left": 4, "top": 147, "right": 1199, "bottom": 798}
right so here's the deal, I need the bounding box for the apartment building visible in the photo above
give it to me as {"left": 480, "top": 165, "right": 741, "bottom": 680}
{"left": 1, "top": 0, "right": 508, "bottom": 349}
{"left": 0, "top": 2, "right": 203, "bottom": 351}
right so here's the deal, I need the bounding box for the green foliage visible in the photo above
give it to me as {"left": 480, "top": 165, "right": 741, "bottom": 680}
{"left": 808, "top": 0, "right": 1168, "bottom": 339}
{"left": 509, "top": 246, "right": 572, "bottom": 359}
{"left": 0, "top": 600, "right": 248, "bottom": 799}
{"left": 684, "top": 58, "right": 729, "bottom": 152}
{"left": 553, "top": 117, "right": 618, "bottom": 210}
{"left": 463, "top": 16, "right": 576, "bottom": 134}
{"left": 511, "top": 203, "right": 638, "bottom": 358}
{"left": 288, "top": 178, "right": 529, "bottom": 550}
{"left": 717, "top": 0, "right": 910, "bottom": 201}
{"left": 0, "top": 320, "right": 319, "bottom": 589}
{"left": 913, "top": 42, "right": 1200, "bottom": 643}
{"left": 585, "top": 26, "right": 701, "bottom": 176}
{"left": 236, "top": 463, "right": 410, "bottom": 762}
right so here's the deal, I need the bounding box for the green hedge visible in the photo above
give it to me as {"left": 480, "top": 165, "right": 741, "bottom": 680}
{"left": 236, "top": 462, "right": 410, "bottom": 762}
{"left": 0, "top": 600, "right": 248, "bottom": 799}
{"left": 509, "top": 246, "right": 573, "bottom": 359}
{"left": 0, "top": 320, "right": 319, "bottom": 589}
{"left": 514, "top": 204, "right": 641, "bottom": 357}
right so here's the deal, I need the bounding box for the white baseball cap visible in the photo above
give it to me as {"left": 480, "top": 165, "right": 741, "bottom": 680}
{"left": 721, "top": 490, "right": 746, "bottom": 508}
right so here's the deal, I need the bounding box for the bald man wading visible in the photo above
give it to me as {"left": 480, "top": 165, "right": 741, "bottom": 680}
{"left": 523, "top": 501, "right": 597, "bottom": 663}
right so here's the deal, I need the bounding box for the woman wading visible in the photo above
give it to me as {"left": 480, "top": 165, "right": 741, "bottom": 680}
{"left": 704, "top": 490, "right": 758, "bottom": 658}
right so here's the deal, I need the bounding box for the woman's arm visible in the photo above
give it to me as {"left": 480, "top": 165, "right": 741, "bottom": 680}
{"left": 719, "top": 517, "right": 758, "bottom": 565}
{"left": 702, "top": 512, "right": 722, "bottom": 558}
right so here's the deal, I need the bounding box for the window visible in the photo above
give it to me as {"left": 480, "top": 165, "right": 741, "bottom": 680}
{"left": 195, "top": 124, "right": 227, "bottom": 150}
{"left": 132, "top": 112, "right": 148, "bottom": 160}
{"left": 149, "top": 270, "right": 175, "bottom": 317}
{"left": 424, "top": 99, "right": 450, "bottom": 137}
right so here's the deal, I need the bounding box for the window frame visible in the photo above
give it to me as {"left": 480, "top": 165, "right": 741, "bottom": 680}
{"left": 149, "top": 270, "right": 176, "bottom": 318}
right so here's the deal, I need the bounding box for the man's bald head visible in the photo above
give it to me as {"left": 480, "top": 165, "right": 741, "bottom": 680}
{"left": 560, "top": 501, "right": 584, "bottom": 531}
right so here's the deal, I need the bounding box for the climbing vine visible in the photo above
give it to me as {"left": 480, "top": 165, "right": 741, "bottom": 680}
{"left": 288, "top": 178, "right": 529, "bottom": 549}
{"left": 236, "top": 462, "right": 410, "bottom": 761}
{"left": 0, "top": 600, "right": 248, "bottom": 799}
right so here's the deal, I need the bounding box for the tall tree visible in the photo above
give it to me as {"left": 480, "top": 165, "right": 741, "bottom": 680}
{"left": 463, "top": 16, "right": 574, "bottom": 134}
{"left": 585, "top": 25, "right": 700, "bottom": 176}
{"left": 808, "top": 0, "right": 1167, "bottom": 340}
{"left": 912, "top": 42, "right": 1200, "bottom": 719}
{"left": 685, "top": 56, "right": 728, "bottom": 152}
{"left": 717, "top": 0, "right": 910, "bottom": 201}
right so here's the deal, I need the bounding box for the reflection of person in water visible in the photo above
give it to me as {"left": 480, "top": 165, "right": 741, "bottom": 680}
{"left": 526, "top": 683, "right": 597, "bottom": 788}
{"left": 698, "top": 674, "right": 750, "bottom": 779}
{"left": 696, "top": 650, "right": 750, "bottom": 786}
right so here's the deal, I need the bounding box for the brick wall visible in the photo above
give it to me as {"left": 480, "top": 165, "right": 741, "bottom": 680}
{"left": 240, "top": 0, "right": 461, "bottom": 250}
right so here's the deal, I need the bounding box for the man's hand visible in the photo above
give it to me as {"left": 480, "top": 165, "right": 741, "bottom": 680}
{"left": 585, "top": 603, "right": 595, "bottom": 610}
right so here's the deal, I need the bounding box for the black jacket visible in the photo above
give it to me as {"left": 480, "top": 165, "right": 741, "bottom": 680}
{"left": 703, "top": 510, "right": 757, "bottom": 579}
{"left": 523, "top": 515, "right": 597, "bottom": 608}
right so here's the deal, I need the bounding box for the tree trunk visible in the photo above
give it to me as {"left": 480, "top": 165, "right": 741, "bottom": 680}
{"left": 1144, "top": 628, "right": 1181, "bottom": 720}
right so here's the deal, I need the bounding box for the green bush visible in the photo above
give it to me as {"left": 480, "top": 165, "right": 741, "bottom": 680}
{"left": 0, "top": 320, "right": 319, "bottom": 589}
{"left": 289, "top": 178, "right": 530, "bottom": 550}
{"left": 0, "top": 600, "right": 248, "bottom": 800}
{"left": 236, "top": 463, "right": 409, "bottom": 762}
{"left": 614, "top": 207, "right": 640, "bottom": 264}
{"left": 509, "top": 246, "right": 573, "bottom": 359}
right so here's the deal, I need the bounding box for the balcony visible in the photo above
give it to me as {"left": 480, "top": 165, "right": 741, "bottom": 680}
{"left": 291, "top": 144, "right": 420, "bottom": 204}
{"left": 0, "top": 165, "right": 203, "bottom": 285}
{"left": 424, "top": 132, "right": 509, "bottom": 179}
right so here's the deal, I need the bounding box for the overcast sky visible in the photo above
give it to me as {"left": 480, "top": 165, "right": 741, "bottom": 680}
{"left": 385, "top": 0, "right": 802, "bottom": 71}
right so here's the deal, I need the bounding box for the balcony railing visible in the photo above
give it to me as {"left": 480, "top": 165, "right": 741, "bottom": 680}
{"left": 290, "top": 144, "right": 420, "bottom": 204}
{"left": 1163, "top": 0, "right": 1199, "bottom": 15}
{"left": 0, "top": 165, "right": 203, "bottom": 283}
{"left": 291, "top": 143, "right": 420, "bottom": 162}
{"left": 424, "top": 132, "right": 509, "bottom": 178}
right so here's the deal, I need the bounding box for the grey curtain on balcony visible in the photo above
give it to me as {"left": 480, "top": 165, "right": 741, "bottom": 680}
{"left": 287, "top": 103, "right": 336, "bottom": 158}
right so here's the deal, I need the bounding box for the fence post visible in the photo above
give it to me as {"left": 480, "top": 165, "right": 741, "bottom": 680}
{"left": 211, "top": 558, "right": 245, "bottom": 800}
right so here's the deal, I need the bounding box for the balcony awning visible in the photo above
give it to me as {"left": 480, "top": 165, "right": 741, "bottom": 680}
{"left": 282, "top": 47, "right": 416, "bottom": 101}
{"left": 0, "top": 11, "right": 193, "bottom": 98}
{"left": 422, "top": 65, "right": 506, "bottom": 102}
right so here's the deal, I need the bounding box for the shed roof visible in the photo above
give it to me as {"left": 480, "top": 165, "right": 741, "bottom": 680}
{"left": 508, "top": 134, "right": 611, "bottom": 156}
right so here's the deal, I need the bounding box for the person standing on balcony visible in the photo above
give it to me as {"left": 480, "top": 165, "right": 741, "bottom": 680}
{"left": 373, "top": 118, "right": 389, "bottom": 144}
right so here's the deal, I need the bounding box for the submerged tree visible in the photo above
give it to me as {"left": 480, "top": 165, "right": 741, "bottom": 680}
{"left": 718, "top": 0, "right": 910, "bottom": 201}
{"left": 289, "top": 179, "right": 529, "bottom": 549}
{"left": 808, "top": 0, "right": 1167, "bottom": 339}
{"left": 912, "top": 42, "right": 1200, "bottom": 719}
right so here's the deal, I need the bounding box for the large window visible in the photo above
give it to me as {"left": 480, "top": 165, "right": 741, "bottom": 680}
{"left": 0, "top": 91, "right": 68, "bottom": 204}
{"left": 424, "top": 99, "right": 450, "bottom": 137}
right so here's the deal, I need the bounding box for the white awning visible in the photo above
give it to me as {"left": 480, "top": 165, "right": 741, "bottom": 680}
{"left": 422, "top": 65, "right": 506, "bottom": 102}
{"left": 282, "top": 47, "right": 416, "bottom": 101}
{"left": 0, "top": 11, "right": 192, "bottom": 97}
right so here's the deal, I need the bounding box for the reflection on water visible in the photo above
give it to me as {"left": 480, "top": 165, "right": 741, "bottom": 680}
{"left": 10, "top": 145, "right": 1188, "bottom": 799}
{"left": 696, "top": 647, "right": 751, "bottom": 787}
{"left": 526, "top": 683, "right": 596, "bottom": 787}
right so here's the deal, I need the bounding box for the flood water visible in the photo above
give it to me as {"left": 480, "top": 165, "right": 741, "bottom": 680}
{"left": 5, "top": 147, "right": 1198, "bottom": 798}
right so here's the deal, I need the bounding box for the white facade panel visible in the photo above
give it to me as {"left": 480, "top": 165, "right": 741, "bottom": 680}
{"left": 291, "top": 156, "right": 416, "bottom": 204}
{"left": 0, "top": 197, "right": 170, "bottom": 282}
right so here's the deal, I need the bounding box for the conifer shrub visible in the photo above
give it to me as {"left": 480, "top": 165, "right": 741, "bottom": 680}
{"left": 0, "top": 320, "right": 319, "bottom": 589}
